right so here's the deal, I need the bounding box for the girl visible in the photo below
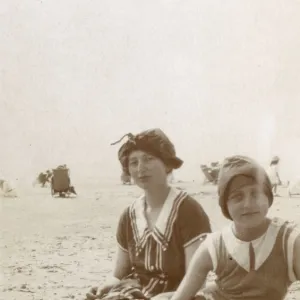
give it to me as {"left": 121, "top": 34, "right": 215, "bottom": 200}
{"left": 170, "top": 155, "right": 300, "bottom": 300}
{"left": 85, "top": 128, "right": 211, "bottom": 300}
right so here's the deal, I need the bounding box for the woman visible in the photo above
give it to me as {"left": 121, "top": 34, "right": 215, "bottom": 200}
{"left": 267, "top": 156, "right": 281, "bottom": 196}
{"left": 86, "top": 128, "right": 212, "bottom": 300}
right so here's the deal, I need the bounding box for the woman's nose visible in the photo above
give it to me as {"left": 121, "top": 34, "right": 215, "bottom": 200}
{"left": 137, "top": 160, "right": 147, "bottom": 173}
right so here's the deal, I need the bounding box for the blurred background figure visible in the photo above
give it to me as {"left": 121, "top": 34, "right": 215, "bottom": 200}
{"left": 34, "top": 169, "right": 53, "bottom": 187}
{"left": 121, "top": 171, "right": 132, "bottom": 185}
{"left": 168, "top": 171, "right": 175, "bottom": 184}
{"left": 0, "top": 178, "right": 18, "bottom": 197}
{"left": 267, "top": 156, "right": 281, "bottom": 196}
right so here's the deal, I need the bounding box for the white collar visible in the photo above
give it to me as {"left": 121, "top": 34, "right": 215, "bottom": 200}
{"left": 221, "top": 217, "right": 285, "bottom": 271}
{"left": 130, "top": 187, "right": 187, "bottom": 249}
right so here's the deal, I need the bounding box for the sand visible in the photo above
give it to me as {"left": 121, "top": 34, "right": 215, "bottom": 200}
{"left": 1, "top": 181, "right": 300, "bottom": 300}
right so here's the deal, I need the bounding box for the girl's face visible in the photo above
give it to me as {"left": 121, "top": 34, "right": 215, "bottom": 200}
{"left": 227, "top": 175, "right": 269, "bottom": 228}
{"left": 128, "top": 150, "right": 169, "bottom": 190}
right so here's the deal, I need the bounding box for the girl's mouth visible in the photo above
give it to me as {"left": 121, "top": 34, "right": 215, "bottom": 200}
{"left": 138, "top": 176, "right": 150, "bottom": 181}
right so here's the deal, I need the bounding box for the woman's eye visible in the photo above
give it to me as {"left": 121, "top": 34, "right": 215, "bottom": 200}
{"left": 145, "top": 156, "right": 154, "bottom": 161}
{"left": 129, "top": 161, "right": 138, "bottom": 167}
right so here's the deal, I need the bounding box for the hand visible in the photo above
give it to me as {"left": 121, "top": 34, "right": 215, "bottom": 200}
{"left": 85, "top": 286, "right": 98, "bottom": 300}
{"left": 85, "top": 283, "right": 114, "bottom": 300}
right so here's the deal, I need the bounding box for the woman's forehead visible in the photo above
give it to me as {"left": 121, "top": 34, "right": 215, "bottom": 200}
{"left": 228, "top": 175, "right": 261, "bottom": 194}
{"left": 128, "top": 150, "right": 152, "bottom": 159}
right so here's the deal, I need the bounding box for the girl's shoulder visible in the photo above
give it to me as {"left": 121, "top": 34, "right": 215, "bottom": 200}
{"left": 201, "top": 230, "right": 224, "bottom": 272}
{"left": 270, "top": 217, "right": 299, "bottom": 232}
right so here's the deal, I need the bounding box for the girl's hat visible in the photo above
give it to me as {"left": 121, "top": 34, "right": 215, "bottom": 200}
{"left": 218, "top": 155, "right": 273, "bottom": 220}
{"left": 111, "top": 128, "right": 183, "bottom": 175}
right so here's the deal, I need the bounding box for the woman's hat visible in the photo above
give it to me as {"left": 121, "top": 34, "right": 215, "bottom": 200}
{"left": 111, "top": 128, "right": 183, "bottom": 175}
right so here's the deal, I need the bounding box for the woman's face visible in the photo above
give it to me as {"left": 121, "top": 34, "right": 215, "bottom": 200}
{"left": 128, "top": 150, "right": 169, "bottom": 190}
{"left": 227, "top": 175, "right": 269, "bottom": 229}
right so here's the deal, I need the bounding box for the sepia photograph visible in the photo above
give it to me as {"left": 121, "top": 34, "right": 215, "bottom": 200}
{"left": 1, "top": 1, "right": 300, "bottom": 299}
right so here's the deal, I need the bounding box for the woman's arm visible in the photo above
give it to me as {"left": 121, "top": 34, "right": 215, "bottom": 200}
{"left": 170, "top": 244, "right": 213, "bottom": 300}
{"left": 112, "top": 247, "right": 132, "bottom": 279}
{"left": 293, "top": 235, "right": 300, "bottom": 280}
{"left": 86, "top": 248, "right": 131, "bottom": 300}
{"left": 151, "top": 239, "right": 209, "bottom": 300}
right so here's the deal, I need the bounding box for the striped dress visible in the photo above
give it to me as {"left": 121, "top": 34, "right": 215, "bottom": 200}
{"left": 116, "top": 187, "right": 211, "bottom": 298}
{"left": 198, "top": 218, "right": 300, "bottom": 300}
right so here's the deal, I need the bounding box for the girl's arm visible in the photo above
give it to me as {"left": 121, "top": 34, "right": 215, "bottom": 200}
{"left": 184, "top": 238, "right": 202, "bottom": 271}
{"left": 170, "top": 244, "right": 213, "bottom": 300}
{"left": 293, "top": 235, "right": 300, "bottom": 280}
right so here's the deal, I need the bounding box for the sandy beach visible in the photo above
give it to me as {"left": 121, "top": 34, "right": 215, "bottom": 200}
{"left": 1, "top": 180, "right": 299, "bottom": 300}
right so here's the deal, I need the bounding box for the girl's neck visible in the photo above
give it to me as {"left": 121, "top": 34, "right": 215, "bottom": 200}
{"left": 144, "top": 184, "right": 171, "bottom": 210}
{"left": 232, "top": 218, "right": 271, "bottom": 242}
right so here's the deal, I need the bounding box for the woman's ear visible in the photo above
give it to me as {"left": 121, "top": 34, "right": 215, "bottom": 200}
{"left": 165, "top": 166, "right": 172, "bottom": 174}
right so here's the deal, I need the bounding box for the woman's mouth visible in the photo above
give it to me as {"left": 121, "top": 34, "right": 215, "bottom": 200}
{"left": 242, "top": 212, "right": 259, "bottom": 216}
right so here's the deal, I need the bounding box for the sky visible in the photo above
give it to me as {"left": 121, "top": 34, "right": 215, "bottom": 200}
{"left": 1, "top": 0, "right": 300, "bottom": 182}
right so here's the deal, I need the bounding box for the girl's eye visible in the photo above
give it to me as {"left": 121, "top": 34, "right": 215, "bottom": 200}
{"left": 251, "top": 190, "right": 258, "bottom": 198}
{"left": 231, "top": 193, "right": 243, "bottom": 202}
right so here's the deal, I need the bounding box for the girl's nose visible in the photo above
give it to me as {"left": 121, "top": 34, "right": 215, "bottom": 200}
{"left": 243, "top": 194, "right": 253, "bottom": 208}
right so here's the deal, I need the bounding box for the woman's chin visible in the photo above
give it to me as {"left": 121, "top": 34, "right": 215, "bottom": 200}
{"left": 136, "top": 181, "right": 151, "bottom": 190}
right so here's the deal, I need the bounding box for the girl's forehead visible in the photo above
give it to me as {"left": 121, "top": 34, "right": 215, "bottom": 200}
{"left": 228, "top": 175, "right": 261, "bottom": 194}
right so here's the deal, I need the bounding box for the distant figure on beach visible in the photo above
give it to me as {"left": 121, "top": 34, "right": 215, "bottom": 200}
{"left": 170, "top": 155, "right": 300, "bottom": 300}
{"left": 267, "top": 156, "right": 281, "bottom": 196}
{"left": 0, "top": 178, "right": 17, "bottom": 197}
{"left": 287, "top": 178, "right": 300, "bottom": 198}
{"left": 35, "top": 169, "right": 53, "bottom": 187}
{"left": 200, "top": 162, "right": 220, "bottom": 184}
{"left": 85, "top": 128, "right": 212, "bottom": 300}
{"left": 121, "top": 171, "right": 131, "bottom": 185}
{"left": 167, "top": 171, "right": 175, "bottom": 183}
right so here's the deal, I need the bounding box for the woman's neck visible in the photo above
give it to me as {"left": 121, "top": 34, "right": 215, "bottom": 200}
{"left": 144, "top": 184, "right": 171, "bottom": 210}
{"left": 232, "top": 218, "right": 271, "bottom": 242}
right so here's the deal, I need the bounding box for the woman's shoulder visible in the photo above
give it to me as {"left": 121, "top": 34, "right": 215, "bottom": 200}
{"left": 118, "top": 205, "right": 131, "bottom": 224}
{"left": 179, "top": 192, "right": 205, "bottom": 210}
{"left": 119, "top": 194, "right": 145, "bottom": 222}
{"left": 176, "top": 191, "right": 212, "bottom": 233}
{"left": 177, "top": 193, "right": 209, "bottom": 218}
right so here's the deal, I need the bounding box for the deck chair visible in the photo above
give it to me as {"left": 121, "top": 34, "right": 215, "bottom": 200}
{"left": 51, "top": 168, "right": 77, "bottom": 197}
{"left": 200, "top": 164, "right": 214, "bottom": 183}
